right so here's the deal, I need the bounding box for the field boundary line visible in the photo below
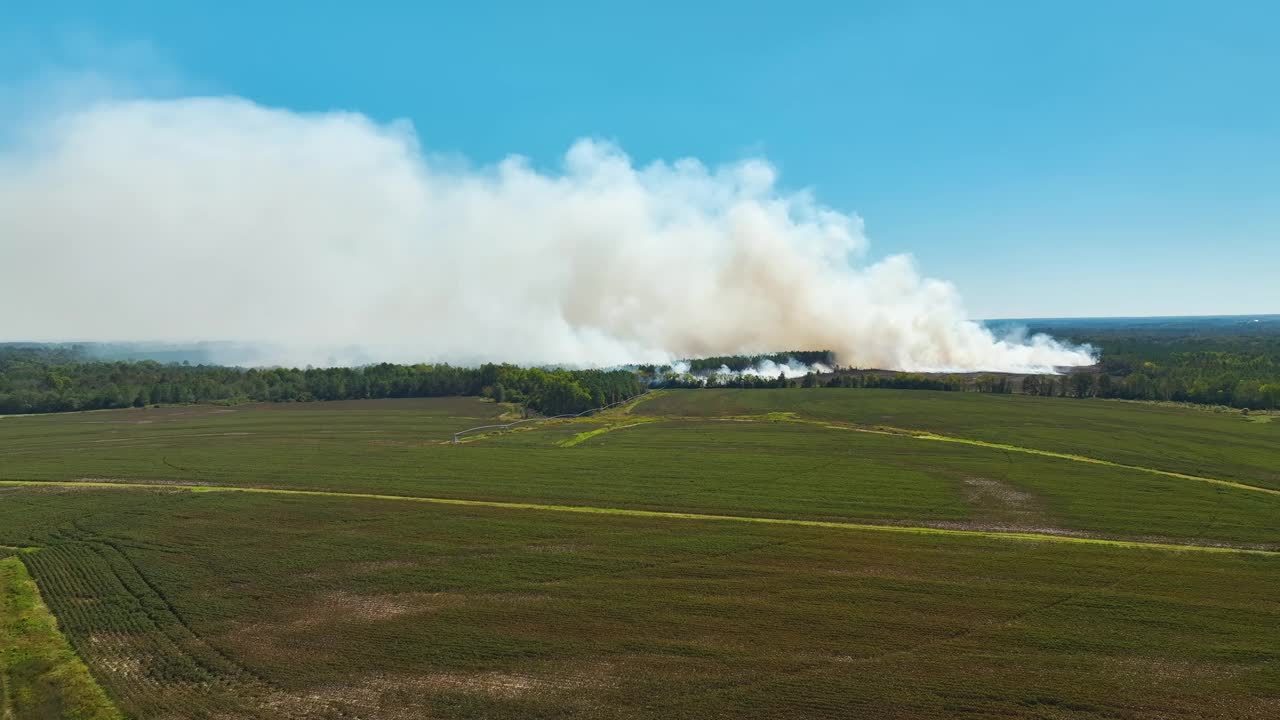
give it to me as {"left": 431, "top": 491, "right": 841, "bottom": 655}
{"left": 857, "top": 424, "right": 1280, "bottom": 497}
{"left": 726, "top": 413, "right": 1278, "bottom": 497}
{"left": 533, "top": 413, "right": 1279, "bottom": 497}
{"left": 0, "top": 480, "right": 1274, "bottom": 556}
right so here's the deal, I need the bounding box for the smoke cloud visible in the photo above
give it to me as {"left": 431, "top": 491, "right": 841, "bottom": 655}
{"left": 0, "top": 96, "right": 1094, "bottom": 372}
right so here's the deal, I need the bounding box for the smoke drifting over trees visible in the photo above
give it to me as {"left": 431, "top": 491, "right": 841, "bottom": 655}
{"left": 0, "top": 96, "right": 1094, "bottom": 372}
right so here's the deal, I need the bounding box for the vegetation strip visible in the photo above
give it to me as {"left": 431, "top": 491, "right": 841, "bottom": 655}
{"left": 453, "top": 393, "right": 651, "bottom": 443}
{"left": 558, "top": 418, "right": 659, "bottom": 447}
{"left": 0, "top": 480, "right": 1272, "bottom": 556}
{"left": 872, "top": 425, "right": 1280, "bottom": 497}
{"left": 0, "top": 546, "right": 37, "bottom": 554}
{"left": 0, "top": 556, "right": 124, "bottom": 720}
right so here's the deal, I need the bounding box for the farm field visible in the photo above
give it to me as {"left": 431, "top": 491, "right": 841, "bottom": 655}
{"left": 1, "top": 389, "right": 1278, "bottom": 718}
{"left": 637, "top": 389, "right": 1280, "bottom": 491}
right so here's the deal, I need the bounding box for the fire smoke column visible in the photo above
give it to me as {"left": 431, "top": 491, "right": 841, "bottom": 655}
{"left": 0, "top": 95, "right": 1096, "bottom": 373}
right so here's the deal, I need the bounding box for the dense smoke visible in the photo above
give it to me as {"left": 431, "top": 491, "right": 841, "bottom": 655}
{"left": 0, "top": 96, "right": 1095, "bottom": 372}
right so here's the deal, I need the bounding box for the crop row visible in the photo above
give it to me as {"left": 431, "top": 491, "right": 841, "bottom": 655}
{"left": 23, "top": 542, "right": 320, "bottom": 719}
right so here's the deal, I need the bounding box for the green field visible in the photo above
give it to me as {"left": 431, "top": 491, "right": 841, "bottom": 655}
{"left": 1, "top": 390, "right": 1277, "bottom": 718}
{"left": 637, "top": 389, "right": 1280, "bottom": 491}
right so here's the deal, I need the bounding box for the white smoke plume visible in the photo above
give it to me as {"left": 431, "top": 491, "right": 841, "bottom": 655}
{"left": 732, "top": 359, "right": 834, "bottom": 379}
{"left": 0, "top": 96, "right": 1095, "bottom": 373}
{"left": 663, "top": 359, "right": 834, "bottom": 383}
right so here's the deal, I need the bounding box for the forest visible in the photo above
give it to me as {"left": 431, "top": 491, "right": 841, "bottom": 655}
{"left": 0, "top": 346, "right": 643, "bottom": 417}
{"left": 1029, "top": 318, "right": 1280, "bottom": 409}
{"left": 646, "top": 323, "right": 1280, "bottom": 409}
{"left": 2, "top": 321, "right": 1278, "bottom": 416}
{"left": 679, "top": 351, "right": 837, "bottom": 374}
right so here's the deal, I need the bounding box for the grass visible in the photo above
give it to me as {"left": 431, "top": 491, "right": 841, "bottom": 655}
{"left": 0, "top": 555, "right": 122, "bottom": 720}
{"left": 638, "top": 389, "right": 1280, "bottom": 490}
{"left": 556, "top": 417, "right": 659, "bottom": 447}
{"left": 0, "top": 389, "right": 1277, "bottom": 718}
{"left": 2, "top": 396, "right": 1277, "bottom": 547}
{"left": 0, "top": 487, "right": 1276, "bottom": 719}
{"left": 900, "top": 427, "right": 1278, "bottom": 496}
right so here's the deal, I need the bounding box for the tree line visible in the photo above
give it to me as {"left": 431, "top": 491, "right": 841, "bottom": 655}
{"left": 3, "top": 328, "right": 1277, "bottom": 416}
{"left": 1035, "top": 328, "right": 1280, "bottom": 410}
{"left": 677, "top": 351, "right": 836, "bottom": 375}
{"left": 653, "top": 369, "right": 989, "bottom": 392}
{"left": 647, "top": 334, "right": 1279, "bottom": 410}
{"left": 0, "top": 347, "right": 643, "bottom": 417}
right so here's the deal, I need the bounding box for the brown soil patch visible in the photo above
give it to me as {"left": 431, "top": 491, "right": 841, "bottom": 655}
{"left": 74, "top": 478, "right": 201, "bottom": 489}
{"left": 1104, "top": 655, "right": 1245, "bottom": 683}
{"left": 84, "top": 632, "right": 150, "bottom": 679}
{"left": 297, "top": 591, "right": 463, "bottom": 624}
{"left": 923, "top": 520, "right": 1098, "bottom": 538}
{"left": 963, "top": 477, "right": 1036, "bottom": 511}
{"left": 247, "top": 663, "right": 616, "bottom": 719}
{"left": 958, "top": 476, "right": 1054, "bottom": 529}
{"left": 344, "top": 559, "right": 426, "bottom": 574}
{"left": 524, "top": 543, "right": 580, "bottom": 554}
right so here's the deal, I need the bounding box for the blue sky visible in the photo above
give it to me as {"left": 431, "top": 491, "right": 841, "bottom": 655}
{"left": 4, "top": 0, "right": 1277, "bottom": 319}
